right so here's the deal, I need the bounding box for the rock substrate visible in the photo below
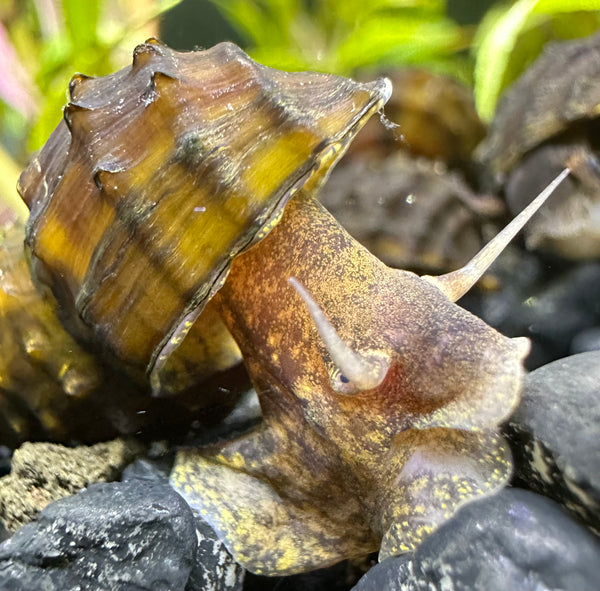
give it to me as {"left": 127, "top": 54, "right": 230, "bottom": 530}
{"left": 352, "top": 488, "right": 600, "bottom": 591}
{"left": 505, "top": 350, "right": 600, "bottom": 531}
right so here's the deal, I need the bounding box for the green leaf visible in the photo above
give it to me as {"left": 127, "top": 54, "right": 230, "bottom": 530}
{"left": 534, "top": 0, "right": 600, "bottom": 11}
{"left": 209, "top": 0, "right": 299, "bottom": 46}
{"left": 62, "top": 0, "right": 100, "bottom": 51}
{"left": 210, "top": 0, "right": 466, "bottom": 76}
{"left": 155, "top": 0, "right": 187, "bottom": 13}
{"left": 336, "top": 14, "right": 465, "bottom": 73}
{"left": 0, "top": 141, "right": 29, "bottom": 224}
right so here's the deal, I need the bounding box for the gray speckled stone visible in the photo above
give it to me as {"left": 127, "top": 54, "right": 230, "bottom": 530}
{"left": 351, "top": 488, "right": 600, "bottom": 591}
{"left": 0, "top": 480, "right": 197, "bottom": 591}
{"left": 123, "top": 456, "right": 245, "bottom": 591}
{"left": 505, "top": 350, "right": 600, "bottom": 530}
{"left": 0, "top": 438, "right": 143, "bottom": 532}
{"left": 185, "top": 516, "right": 245, "bottom": 591}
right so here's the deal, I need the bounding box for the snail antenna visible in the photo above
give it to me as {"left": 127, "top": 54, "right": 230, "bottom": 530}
{"left": 289, "top": 277, "right": 389, "bottom": 392}
{"left": 422, "top": 168, "right": 570, "bottom": 302}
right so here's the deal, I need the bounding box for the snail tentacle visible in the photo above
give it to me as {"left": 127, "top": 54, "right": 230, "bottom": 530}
{"left": 422, "top": 167, "right": 570, "bottom": 302}
{"left": 288, "top": 277, "right": 389, "bottom": 393}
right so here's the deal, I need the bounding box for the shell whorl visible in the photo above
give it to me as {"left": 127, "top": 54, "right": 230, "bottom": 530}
{"left": 18, "top": 39, "right": 390, "bottom": 393}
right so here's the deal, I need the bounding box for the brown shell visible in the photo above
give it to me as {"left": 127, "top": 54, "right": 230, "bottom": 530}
{"left": 18, "top": 39, "right": 389, "bottom": 394}
{"left": 478, "top": 31, "right": 600, "bottom": 176}
{"left": 478, "top": 31, "right": 600, "bottom": 259}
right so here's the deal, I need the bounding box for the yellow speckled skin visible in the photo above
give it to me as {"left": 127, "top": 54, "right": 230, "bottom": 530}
{"left": 171, "top": 191, "right": 528, "bottom": 575}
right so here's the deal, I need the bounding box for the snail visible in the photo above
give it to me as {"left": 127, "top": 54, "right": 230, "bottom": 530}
{"left": 478, "top": 30, "right": 600, "bottom": 260}
{"left": 8, "top": 39, "right": 570, "bottom": 574}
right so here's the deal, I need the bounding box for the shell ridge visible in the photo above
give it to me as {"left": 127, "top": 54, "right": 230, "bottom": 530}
{"left": 210, "top": 41, "right": 257, "bottom": 69}
{"left": 67, "top": 67, "right": 132, "bottom": 110}
{"left": 145, "top": 70, "right": 180, "bottom": 103}
{"left": 131, "top": 38, "right": 181, "bottom": 79}
{"left": 132, "top": 39, "right": 165, "bottom": 69}
{"left": 20, "top": 157, "right": 50, "bottom": 231}
{"left": 92, "top": 159, "right": 128, "bottom": 182}
{"left": 76, "top": 219, "right": 172, "bottom": 368}
{"left": 63, "top": 102, "right": 91, "bottom": 135}
{"left": 149, "top": 287, "right": 214, "bottom": 390}
{"left": 74, "top": 220, "right": 134, "bottom": 320}
{"left": 68, "top": 73, "right": 96, "bottom": 103}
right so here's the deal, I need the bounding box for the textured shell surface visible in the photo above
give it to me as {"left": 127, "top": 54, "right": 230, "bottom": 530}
{"left": 478, "top": 30, "right": 600, "bottom": 175}
{"left": 477, "top": 31, "right": 600, "bottom": 259}
{"left": 18, "top": 39, "right": 390, "bottom": 394}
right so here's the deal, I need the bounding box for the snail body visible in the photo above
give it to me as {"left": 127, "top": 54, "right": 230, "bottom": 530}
{"left": 172, "top": 168, "right": 569, "bottom": 575}
{"left": 172, "top": 188, "right": 531, "bottom": 574}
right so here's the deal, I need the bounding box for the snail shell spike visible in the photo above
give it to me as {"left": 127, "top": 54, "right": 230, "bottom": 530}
{"left": 422, "top": 167, "right": 570, "bottom": 302}
{"left": 18, "top": 41, "right": 391, "bottom": 394}
{"left": 288, "top": 277, "right": 389, "bottom": 392}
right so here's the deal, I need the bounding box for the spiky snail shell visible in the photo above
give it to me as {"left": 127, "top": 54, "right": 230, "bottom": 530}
{"left": 1, "top": 38, "right": 390, "bottom": 445}
{"left": 16, "top": 38, "right": 390, "bottom": 397}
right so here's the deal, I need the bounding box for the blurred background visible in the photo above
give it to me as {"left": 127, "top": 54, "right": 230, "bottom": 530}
{"left": 1, "top": 0, "right": 599, "bottom": 196}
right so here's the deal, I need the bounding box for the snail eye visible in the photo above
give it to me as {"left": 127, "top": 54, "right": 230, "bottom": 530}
{"left": 329, "top": 366, "right": 361, "bottom": 396}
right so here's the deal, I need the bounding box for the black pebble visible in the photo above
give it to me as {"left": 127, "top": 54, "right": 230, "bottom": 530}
{"left": 0, "top": 479, "right": 197, "bottom": 591}
{"left": 351, "top": 488, "right": 600, "bottom": 591}
{"left": 505, "top": 350, "right": 600, "bottom": 531}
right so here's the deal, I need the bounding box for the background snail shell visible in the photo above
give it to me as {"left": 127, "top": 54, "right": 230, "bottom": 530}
{"left": 319, "top": 152, "right": 504, "bottom": 274}
{"left": 478, "top": 31, "right": 600, "bottom": 259}
{"left": 18, "top": 39, "right": 390, "bottom": 395}
{"left": 0, "top": 219, "right": 250, "bottom": 447}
